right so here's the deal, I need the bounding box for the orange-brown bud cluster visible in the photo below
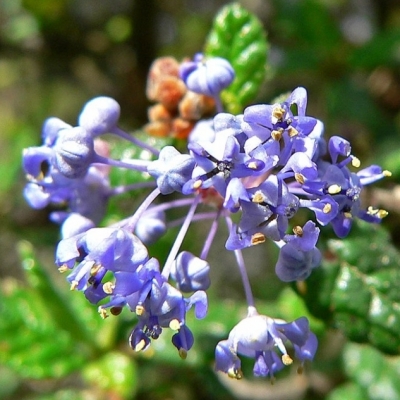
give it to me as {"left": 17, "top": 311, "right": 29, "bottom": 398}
{"left": 144, "top": 57, "right": 215, "bottom": 140}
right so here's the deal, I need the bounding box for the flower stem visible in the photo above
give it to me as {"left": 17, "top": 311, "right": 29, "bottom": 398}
{"left": 162, "top": 195, "right": 201, "bottom": 279}
{"left": 200, "top": 209, "right": 222, "bottom": 259}
{"left": 112, "top": 127, "right": 160, "bottom": 156}
{"left": 93, "top": 154, "right": 150, "bottom": 172}
{"left": 125, "top": 187, "right": 161, "bottom": 231}
{"left": 225, "top": 215, "right": 255, "bottom": 308}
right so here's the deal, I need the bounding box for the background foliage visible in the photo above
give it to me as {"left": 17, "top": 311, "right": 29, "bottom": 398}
{"left": 1, "top": 0, "right": 400, "bottom": 399}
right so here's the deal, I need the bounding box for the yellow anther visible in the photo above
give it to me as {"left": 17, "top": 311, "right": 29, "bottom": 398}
{"left": 295, "top": 173, "right": 305, "bottom": 184}
{"left": 247, "top": 161, "right": 258, "bottom": 170}
{"left": 288, "top": 126, "right": 298, "bottom": 137}
{"left": 383, "top": 170, "right": 392, "bottom": 177}
{"left": 252, "top": 191, "right": 265, "bottom": 203}
{"left": 367, "top": 206, "right": 388, "bottom": 219}
{"left": 251, "top": 233, "right": 266, "bottom": 245}
{"left": 328, "top": 184, "right": 342, "bottom": 195}
{"left": 70, "top": 280, "right": 79, "bottom": 291}
{"left": 136, "top": 305, "right": 144, "bottom": 316}
{"left": 90, "top": 264, "right": 102, "bottom": 276}
{"left": 351, "top": 156, "right": 361, "bottom": 168}
{"left": 58, "top": 264, "right": 69, "bottom": 273}
{"left": 282, "top": 354, "right": 293, "bottom": 365}
{"left": 135, "top": 339, "right": 147, "bottom": 352}
{"left": 193, "top": 180, "right": 203, "bottom": 190}
{"left": 344, "top": 212, "right": 352, "bottom": 219}
{"left": 272, "top": 106, "right": 285, "bottom": 120}
{"left": 169, "top": 319, "right": 181, "bottom": 331}
{"left": 102, "top": 281, "right": 115, "bottom": 294}
{"left": 98, "top": 307, "right": 108, "bottom": 319}
{"left": 293, "top": 226, "right": 303, "bottom": 236}
{"left": 227, "top": 368, "right": 243, "bottom": 380}
{"left": 323, "top": 203, "right": 332, "bottom": 214}
{"left": 271, "top": 129, "right": 283, "bottom": 141}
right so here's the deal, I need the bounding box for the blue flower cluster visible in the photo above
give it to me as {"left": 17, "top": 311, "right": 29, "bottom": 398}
{"left": 22, "top": 53, "right": 389, "bottom": 380}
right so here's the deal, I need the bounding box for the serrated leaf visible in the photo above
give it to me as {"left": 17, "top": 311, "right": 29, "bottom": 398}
{"left": 343, "top": 343, "right": 400, "bottom": 400}
{"left": 296, "top": 221, "right": 400, "bottom": 354}
{"left": 204, "top": 3, "right": 269, "bottom": 113}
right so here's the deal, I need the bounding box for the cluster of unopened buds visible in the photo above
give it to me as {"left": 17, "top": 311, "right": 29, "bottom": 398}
{"left": 22, "top": 52, "right": 390, "bottom": 380}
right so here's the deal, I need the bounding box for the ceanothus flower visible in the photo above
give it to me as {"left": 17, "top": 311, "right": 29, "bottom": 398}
{"left": 179, "top": 53, "right": 235, "bottom": 97}
{"left": 147, "top": 146, "right": 196, "bottom": 194}
{"left": 274, "top": 221, "right": 321, "bottom": 282}
{"left": 183, "top": 129, "right": 264, "bottom": 198}
{"left": 78, "top": 96, "right": 121, "bottom": 136}
{"left": 215, "top": 308, "right": 317, "bottom": 379}
{"left": 170, "top": 251, "right": 211, "bottom": 292}
{"left": 54, "top": 126, "right": 95, "bottom": 178}
{"left": 56, "top": 227, "right": 149, "bottom": 291}
{"left": 302, "top": 136, "right": 390, "bottom": 237}
{"left": 226, "top": 175, "right": 301, "bottom": 250}
{"left": 135, "top": 209, "right": 167, "bottom": 245}
{"left": 242, "top": 87, "right": 318, "bottom": 166}
{"left": 128, "top": 272, "right": 208, "bottom": 358}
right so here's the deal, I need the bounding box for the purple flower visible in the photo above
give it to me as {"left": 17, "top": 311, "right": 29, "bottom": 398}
{"left": 147, "top": 146, "right": 196, "bottom": 194}
{"left": 54, "top": 126, "right": 95, "bottom": 178}
{"left": 242, "top": 87, "right": 318, "bottom": 166}
{"left": 56, "top": 227, "right": 149, "bottom": 290}
{"left": 275, "top": 242, "right": 321, "bottom": 282}
{"left": 180, "top": 53, "right": 235, "bottom": 97}
{"left": 183, "top": 130, "right": 264, "bottom": 197}
{"left": 215, "top": 310, "right": 317, "bottom": 379}
{"left": 135, "top": 209, "right": 166, "bottom": 245}
{"left": 78, "top": 96, "right": 121, "bottom": 136}
{"left": 170, "top": 251, "right": 211, "bottom": 292}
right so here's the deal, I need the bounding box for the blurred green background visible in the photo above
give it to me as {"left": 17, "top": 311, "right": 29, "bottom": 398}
{"left": 1, "top": 0, "right": 400, "bottom": 399}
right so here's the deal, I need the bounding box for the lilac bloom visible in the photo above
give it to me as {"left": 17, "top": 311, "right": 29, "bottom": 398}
{"left": 180, "top": 53, "right": 235, "bottom": 97}
{"left": 215, "top": 310, "right": 317, "bottom": 379}
{"left": 78, "top": 96, "right": 121, "bottom": 136}
{"left": 183, "top": 130, "right": 264, "bottom": 197}
{"left": 242, "top": 87, "right": 318, "bottom": 165}
{"left": 170, "top": 251, "right": 211, "bottom": 292}
{"left": 147, "top": 146, "right": 196, "bottom": 194}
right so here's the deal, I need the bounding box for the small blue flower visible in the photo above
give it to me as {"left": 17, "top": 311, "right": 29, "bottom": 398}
{"left": 54, "top": 126, "right": 95, "bottom": 178}
{"left": 275, "top": 242, "right": 321, "bottom": 282}
{"left": 215, "top": 309, "right": 317, "bottom": 379}
{"left": 78, "top": 96, "right": 121, "bottom": 136}
{"left": 135, "top": 209, "right": 166, "bottom": 245}
{"left": 147, "top": 146, "right": 196, "bottom": 194}
{"left": 170, "top": 251, "right": 211, "bottom": 292}
{"left": 56, "top": 227, "right": 149, "bottom": 290}
{"left": 180, "top": 53, "right": 235, "bottom": 97}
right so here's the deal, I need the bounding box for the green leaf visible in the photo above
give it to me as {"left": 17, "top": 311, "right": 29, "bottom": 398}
{"left": 348, "top": 29, "right": 400, "bottom": 69}
{"left": 0, "top": 240, "right": 116, "bottom": 379}
{"left": 296, "top": 221, "right": 400, "bottom": 354}
{"left": 83, "top": 352, "right": 138, "bottom": 400}
{"left": 327, "top": 382, "right": 367, "bottom": 400}
{"left": 0, "top": 278, "right": 89, "bottom": 379}
{"left": 343, "top": 343, "right": 400, "bottom": 400}
{"left": 204, "top": 2, "right": 269, "bottom": 113}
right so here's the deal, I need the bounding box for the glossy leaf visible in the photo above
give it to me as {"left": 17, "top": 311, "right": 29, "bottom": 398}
{"left": 204, "top": 2, "right": 269, "bottom": 113}
{"left": 343, "top": 343, "right": 400, "bottom": 400}
{"left": 296, "top": 221, "right": 400, "bottom": 354}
